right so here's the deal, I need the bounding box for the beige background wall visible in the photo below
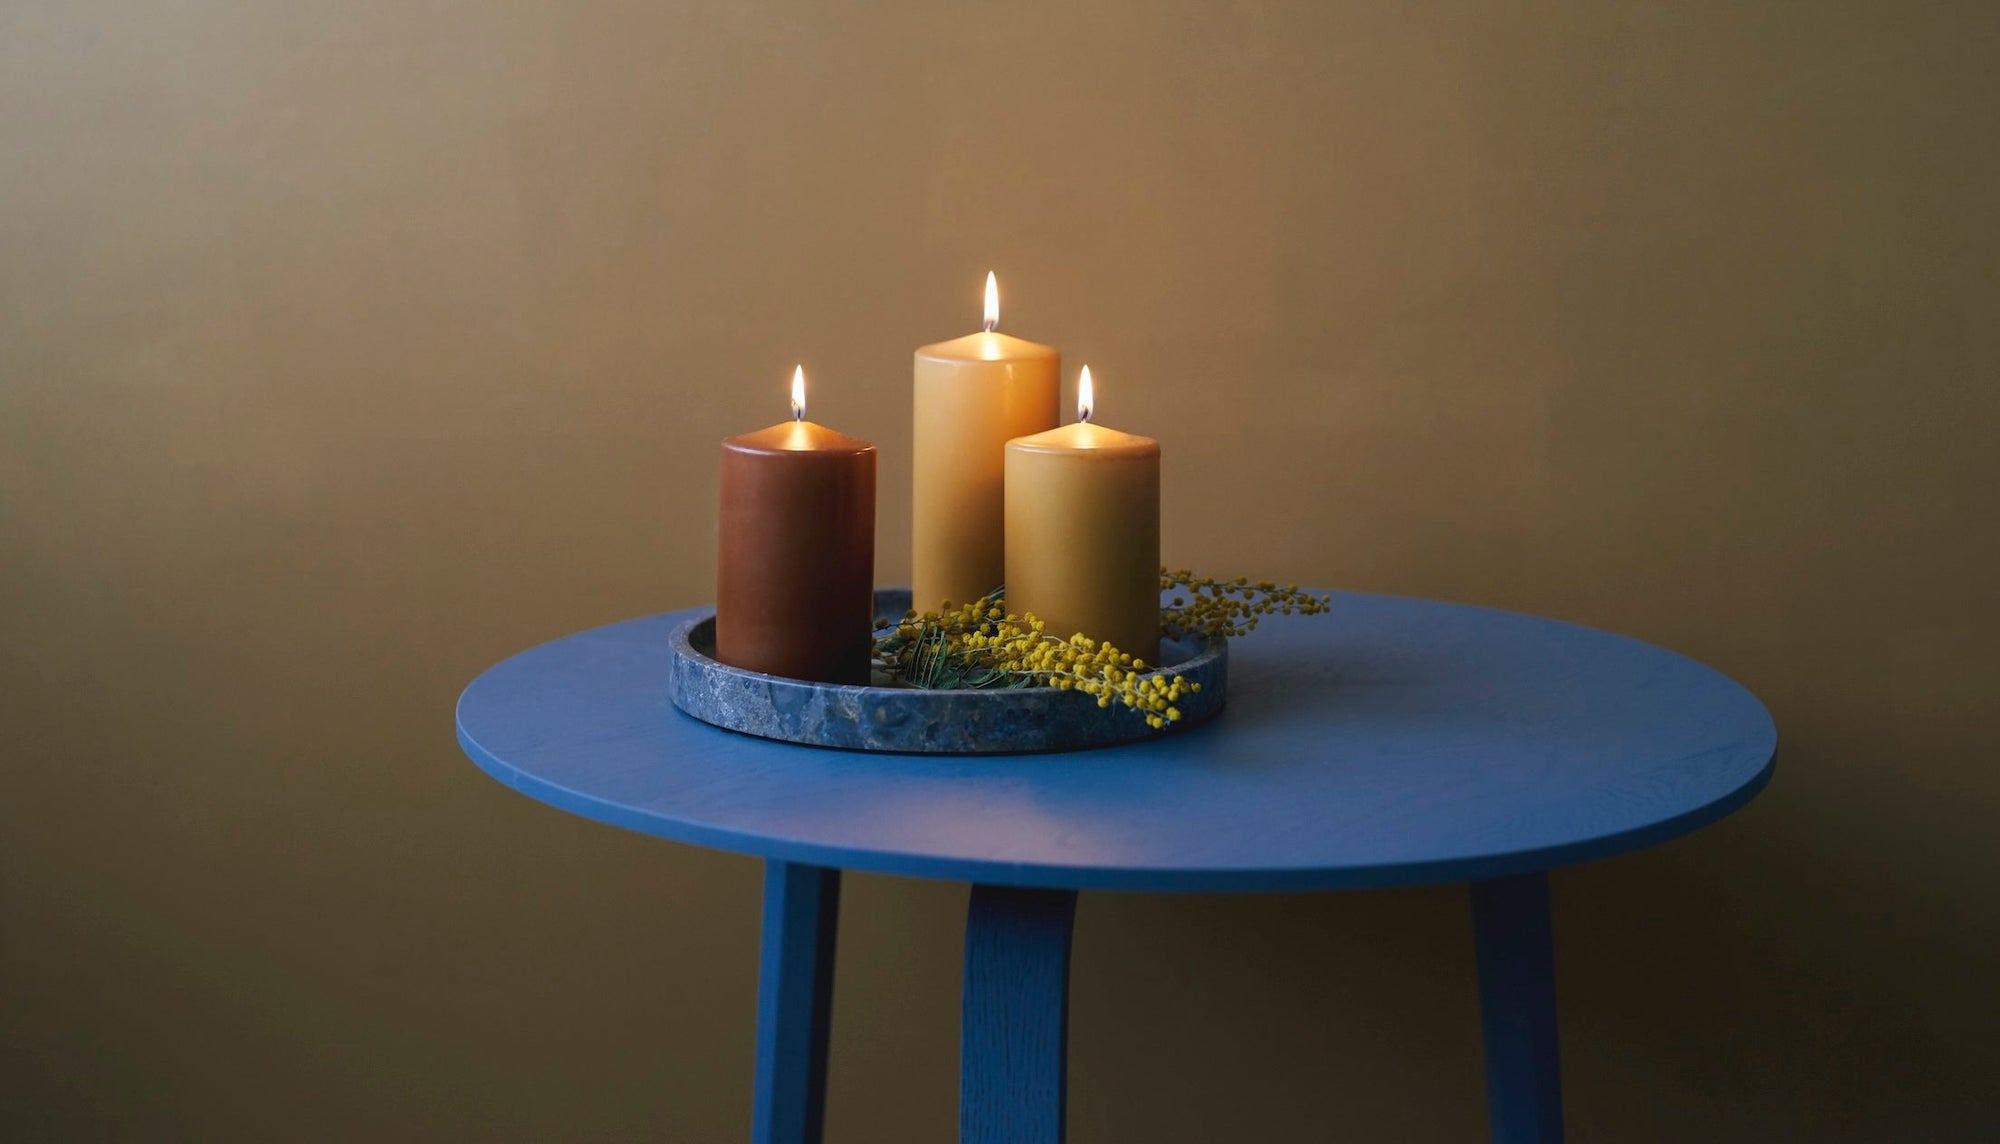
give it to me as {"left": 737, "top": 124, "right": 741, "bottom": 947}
{"left": 4, "top": 1, "right": 1995, "bottom": 1139}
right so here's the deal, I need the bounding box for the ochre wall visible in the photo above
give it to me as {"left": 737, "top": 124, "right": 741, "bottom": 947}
{"left": 4, "top": 3, "right": 1995, "bottom": 1139}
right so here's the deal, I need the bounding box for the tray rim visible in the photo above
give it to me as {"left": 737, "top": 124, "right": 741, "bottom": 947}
{"left": 667, "top": 587, "right": 1228, "bottom": 754}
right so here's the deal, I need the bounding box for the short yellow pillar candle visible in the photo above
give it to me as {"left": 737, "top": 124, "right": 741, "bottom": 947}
{"left": 1004, "top": 366, "right": 1161, "bottom": 663}
{"left": 912, "top": 273, "right": 1060, "bottom": 614}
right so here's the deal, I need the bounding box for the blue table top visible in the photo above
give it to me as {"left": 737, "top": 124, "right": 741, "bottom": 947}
{"left": 456, "top": 591, "right": 1775, "bottom": 892}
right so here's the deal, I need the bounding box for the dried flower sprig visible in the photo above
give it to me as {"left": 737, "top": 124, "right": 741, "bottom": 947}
{"left": 1158, "top": 569, "right": 1332, "bottom": 641}
{"left": 872, "top": 570, "right": 1331, "bottom": 727}
{"left": 873, "top": 590, "right": 1198, "bottom": 729}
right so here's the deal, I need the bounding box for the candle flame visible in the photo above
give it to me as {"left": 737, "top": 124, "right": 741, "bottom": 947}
{"left": 1077, "top": 365, "right": 1094, "bottom": 423}
{"left": 982, "top": 271, "right": 999, "bottom": 332}
{"left": 790, "top": 365, "right": 806, "bottom": 421}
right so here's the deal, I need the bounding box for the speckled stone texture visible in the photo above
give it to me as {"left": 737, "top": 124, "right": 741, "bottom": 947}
{"left": 669, "top": 589, "right": 1227, "bottom": 754}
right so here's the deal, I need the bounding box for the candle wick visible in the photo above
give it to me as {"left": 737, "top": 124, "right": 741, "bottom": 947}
{"left": 982, "top": 318, "right": 997, "bottom": 333}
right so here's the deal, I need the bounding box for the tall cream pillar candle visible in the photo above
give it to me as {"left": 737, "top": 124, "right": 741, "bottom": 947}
{"left": 1004, "top": 366, "right": 1161, "bottom": 662}
{"left": 912, "top": 273, "right": 1060, "bottom": 613}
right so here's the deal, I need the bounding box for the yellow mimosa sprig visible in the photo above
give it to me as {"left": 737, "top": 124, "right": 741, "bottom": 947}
{"left": 873, "top": 572, "right": 1332, "bottom": 723}
{"left": 873, "top": 590, "right": 1197, "bottom": 728}
{"left": 1158, "top": 569, "right": 1333, "bottom": 640}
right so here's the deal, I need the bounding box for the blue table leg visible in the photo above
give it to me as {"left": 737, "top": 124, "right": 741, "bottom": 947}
{"left": 753, "top": 861, "right": 841, "bottom": 1144}
{"left": 1472, "top": 871, "right": 1564, "bottom": 1144}
{"left": 961, "top": 884, "right": 1079, "bottom": 1144}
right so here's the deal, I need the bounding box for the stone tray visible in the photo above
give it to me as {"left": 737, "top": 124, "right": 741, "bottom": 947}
{"left": 668, "top": 588, "right": 1228, "bottom": 754}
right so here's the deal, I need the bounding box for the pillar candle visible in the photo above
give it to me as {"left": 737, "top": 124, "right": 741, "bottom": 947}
{"left": 1004, "top": 366, "right": 1161, "bottom": 662}
{"left": 717, "top": 367, "right": 877, "bottom": 684}
{"left": 912, "top": 273, "right": 1060, "bottom": 613}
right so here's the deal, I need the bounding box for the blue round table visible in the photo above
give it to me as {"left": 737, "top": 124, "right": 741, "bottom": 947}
{"left": 456, "top": 591, "right": 1775, "bottom": 1144}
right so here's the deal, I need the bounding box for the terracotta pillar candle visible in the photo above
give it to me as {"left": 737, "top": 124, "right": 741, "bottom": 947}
{"left": 912, "top": 272, "right": 1060, "bottom": 613}
{"left": 1004, "top": 366, "right": 1161, "bottom": 662}
{"left": 717, "top": 366, "right": 877, "bottom": 684}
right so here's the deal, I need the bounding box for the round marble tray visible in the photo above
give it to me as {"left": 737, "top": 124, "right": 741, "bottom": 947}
{"left": 668, "top": 588, "right": 1227, "bottom": 754}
